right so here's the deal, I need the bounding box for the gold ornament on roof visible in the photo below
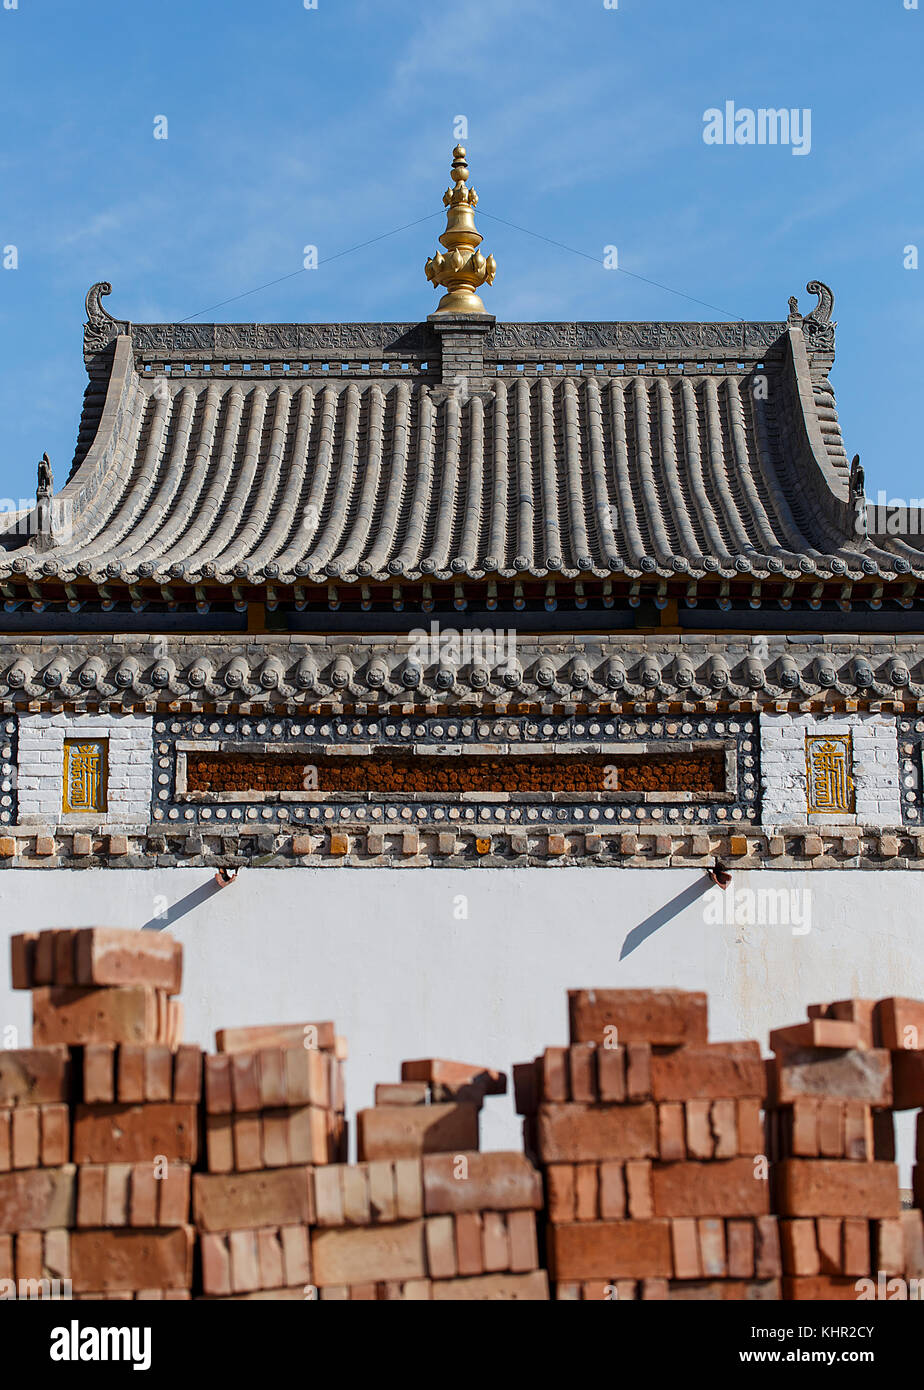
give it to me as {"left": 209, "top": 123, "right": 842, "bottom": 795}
{"left": 425, "top": 145, "right": 496, "bottom": 313}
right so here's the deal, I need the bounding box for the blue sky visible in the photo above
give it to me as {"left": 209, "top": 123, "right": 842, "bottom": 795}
{"left": 0, "top": 0, "right": 921, "bottom": 506}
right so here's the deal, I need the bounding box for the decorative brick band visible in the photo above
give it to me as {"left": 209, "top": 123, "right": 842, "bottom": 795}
{"left": 1, "top": 826, "right": 923, "bottom": 869}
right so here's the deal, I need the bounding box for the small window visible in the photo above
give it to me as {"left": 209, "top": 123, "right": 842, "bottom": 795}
{"left": 63, "top": 740, "right": 108, "bottom": 814}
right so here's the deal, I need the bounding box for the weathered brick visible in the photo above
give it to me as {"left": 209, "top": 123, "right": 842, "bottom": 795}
{"left": 422, "top": 1151, "right": 542, "bottom": 1214}
{"left": 548, "top": 1220, "right": 672, "bottom": 1280}
{"left": 193, "top": 1167, "right": 315, "bottom": 1233}
{"left": 71, "top": 928, "right": 182, "bottom": 993}
{"left": 357, "top": 1103, "right": 479, "bottom": 1161}
{"left": 776, "top": 1160, "right": 900, "bottom": 1218}
{"left": 568, "top": 989, "right": 707, "bottom": 1047}
{"left": 0, "top": 1046, "right": 70, "bottom": 1108}
{"left": 32, "top": 986, "right": 164, "bottom": 1045}
{"left": 651, "top": 1042, "right": 764, "bottom": 1101}
{"left": 652, "top": 1159, "right": 769, "bottom": 1218}
{"left": 0, "top": 1167, "right": 76, "bottom": 1233}
{"left": 538, "top": 1103, "right": 657, "bottom": 1162}
{"left": 70, "top": 1227, "right": 193, "bottom": 1293}
{"left": 72, "top": 1103, "right": 198, "bottom": 1164}
{"left": 312, "top": 1219, "right": 427, "bottom": 1287}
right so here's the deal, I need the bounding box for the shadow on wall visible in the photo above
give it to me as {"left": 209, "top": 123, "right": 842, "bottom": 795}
{"left": 620, "top": 876, "right": 713, "bottom": 959}
{"left": 141, "top": 877, "right": 228, "bottom": 932}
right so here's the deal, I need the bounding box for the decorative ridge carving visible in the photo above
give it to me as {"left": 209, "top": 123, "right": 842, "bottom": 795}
{"left": 804, "top": 281, "right": 835, "bottom": 327}
{"left": 83, "top": 282, "right": 130, "bottom": 356}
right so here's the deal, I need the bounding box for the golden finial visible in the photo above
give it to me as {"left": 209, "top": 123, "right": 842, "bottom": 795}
{"left": 424, "top": 145, "right": 496, "bottom": 314}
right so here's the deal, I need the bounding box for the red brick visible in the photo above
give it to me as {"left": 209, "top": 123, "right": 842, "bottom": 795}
{"left": 770, "top": 1019, "right": 863, "bottom": 1051}
{"left": 422, "top": 1151, "right": 542, "bottom": 1214}
{"left": 776, "top": 1160, "right": 899, "bottom": 1218}
{"left": 401, "top": 1058, "right": 506, "bottom": 1102}
{"left": 16, "top": 1230, "right": 43, "bottom": 1282}
{"left": 685, "top": 1100, "right": 713, "bottom": 1160}
{"left": 9, "top": 933, "right": 37, "bottom": 990}
{"left": 698, "top": 1218, "right": 727, "bottom": 1277}
{"left": 11, "top": 1106, "right": 40, "bottom": 1168}
{"left": 129, "top": 1164, "right": 158, "bottom": 1227}
{"left": 0, "top": 1112, "right": 9, "bottom": 1172}
{"left": 711, "top": 1100, "right": 738, "bottom": 1159}
{"left": 232, "top": 1114, "right": 262, "bottom": 1171}
{"left": 512, "top": 1060, "right": 540, "bottom": 1116}
{"left": 256, "top": 1227, "right": 284, "bottom": 1290}
{"left": 358, "top": 1103, "right": 479, "bottom": 1161}
{"left": 157, "top": 1164, "right": 191, "bottom": 1227}
{"left": 193, "top": 1167, "right": 315, "bottom": 1232}
{"left": 781, "top": 1218, "right": 820, "bottom": 1276}
{"left": 205, "top": 1114, "right": 234, "bottom": 1174}
{"left": 425, "top": 1215, "right": 457, "bottom": 1279}
{"left": 70, "top": 928, "right": 182, "bottom": 993}
{"left": 0, "top": 1046, "right": 70, "bottom": 1107}
{"left": 538, "top": 1103, "right": 657, "bottom": 1162}
{"left": 312, "top": 1220, "right": 428, "bottom": 1287}
{"left": 546, "top": 1165, "right": 575, "bottom": 1223}
{"left": 34, "top": 933, "right": 56, "bottom": 985}
{"left": 891, "top": 1051, "right": 924, "bottom": 1110}
{"left": 215, "top": 1021, "right": 336, "bottom": 1053}
{"left": 229, "top": 1230, "right": 260, "bottom": 1294}
{"left": 876, "top": 1218, "right": 904, "bottom": 1276}
{"left": 73, "top": 1103, "right": 198, "bottom": 1164}
{"left": 394, "top": 1159, "right": 423, "bottom": 1220}
{"left": 262, "top": 1111, "right": 290, "bottom": 1168}
{"left": 809, "top": 998, "right": 877, "bottom": 1048}
{"left": 144, "top": 1046, "right": 173, "bottom": 1103}
{"left": 771, "top": 1046, "right": 892, "bottom": 1106}
{"left": 652, "top": 1158, "right": 769, "bottom": 1218}
{"left": 727, "top": 1219, "right": 755, "bottom": 1279}
{"left": 671, "top": 1218, "right": 701, "bottom": 1279}
{"left": 754, "top": 1216, "right": 782, "bottom": 1279}
{"left": 53, "top": 930, "right": 78, "bottom": 987}
{"left": 651, "top": 1042, "right": 764, "bottom": 1102}
{"left": 783, "top": 1275, "right": 865, "bottom": 1300}
{"left": 815, "top": 1217, "right": 842, "bottom": 1275}
{"left": 568, "top": 989, "right": 707, "bottom": 1047}
{"left": 626, "top": 1043, "right": 652, "bottom": 1101}
{"left": 658, "top": 1103, "right": 685, "bottom": 1162}
{"left": 70, "top": 1227, "right": 193, "bottom": 1293}
{"left": 482, "top": 1211, "right": 509, "bottom": 1272}
{"left": 568, "top": 1045, "right": 597, "bottom": 1103}
{"left": 231, "top": 1052, "right": 262, "bottom": 1112}
{"left": 83, "top": 1043, "right": 115, "bottom": 1104}
{"left": 201, "top": 1234, "right": 232, "bottom": 1296}
{"left": 430, "top": 1270, "right": 548, "bottom": 1300}
{"left": 76, "top": 1166, "right": 106, "bottom": 1227}
{"left": 284, "top": 1049, "right": 312, "bottom": 1107}
{"left": 312, "top": 1166, "right": 345, "bottom": 1226}
{"left": 901, "top": 1210, "right": 924, "bottom": 1279}
{"left": 626, "top": 1160, "right": 653, "bottom": 1219}
{"left": 104, "top": 1163, "right": 131, "bottom": 1226}
{"left": 875, "top": 997, "right": 924, "bottom": 1051}
{"left": 818, "top": 1098, "right": 844, "bottom": 1157}
{"left": 790, "top": 1097, "right": 819, "bottom": 1156}
{"left": 32, "top": 986, "right": 163, "bottom": 1046}
{"left": 374, "top": 1082, "right": 428, "bottom": 1106}
{"left": 306, "top": 1051, "right": 331, "bottom": 1109}
{"left": 173, "top": 1045, "right": 202, "bottom": 1100}
{"left": 281, "top": 1225, "right": 311, "bottom": 1286}
{"left": 548, "top": 1220, "right": 672, "bottom": 1280}
{"left": 454, "top": 1212, "right": 484, "bottom": 1277}
{"left": 507, "top": 1210, "right": 538, "bottom": 1272}
{"left": 844, "top": 1102, "right": 873, "bottom": 1161}
{"left": 842, "top": 1218, "right": 870, "bottom": 1277}
{"left": 0, "top": 1167, "right": 76, "bottom": 1232}
{"left": 117, "top": 1044, "right": 146, "bottom": 1103}
{"left": 341, "top": 1166, "right": 370, "bottom": 1225}
{"left": 596, "top": 1046, "right": 626, "bottom": 1103}
{"left": 574, "top": 1164, "right": 598, "bottom": 1222}
{"left": 598, "top": 1161, "right": 626, "bottom": 1220}
{"left": 204, "top": 1055, "right": 233, "bottom": 1114}
{"left": 40, "top": 1103, "right": 69, "bottom": 1166}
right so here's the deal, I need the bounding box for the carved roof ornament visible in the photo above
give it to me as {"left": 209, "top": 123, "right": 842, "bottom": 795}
{"left": 424, "top": 146, "right": 496, "bottom": 313}
{"left": 803, "top": 280, "right": 835, "bottom": 327}
{"left": 84, "top": 281, "right": 130, "bottom": 354}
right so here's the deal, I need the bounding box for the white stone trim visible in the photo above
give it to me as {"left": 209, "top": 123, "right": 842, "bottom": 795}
{"left": 16, "top": 713, "right": 153, "bottom": 825}
{"left": 759, "top": 712, "right": 902, "bottom": 828}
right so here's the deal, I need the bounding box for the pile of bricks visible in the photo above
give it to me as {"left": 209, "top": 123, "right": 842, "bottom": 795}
{"left": 515, "top": 989, "right": 782, "bottom": 1300}
{"left": 195, "top": 1020, "right": 346, "bottom": 1299}
{"left": 767, "top": 999, "right": 924, "bottom": 1298}
{"left": 305, "top": 1058, "right": 548, "bottom": 1300}
{"left": 3, "top": 927, "right": 197, "bottom": 1298}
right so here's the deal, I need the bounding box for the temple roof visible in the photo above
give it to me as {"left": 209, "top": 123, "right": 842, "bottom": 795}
{"left": 1, "top": 277, "right": 921, "bottom": 595}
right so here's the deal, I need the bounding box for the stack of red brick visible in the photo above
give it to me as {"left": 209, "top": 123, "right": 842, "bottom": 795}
{"left": 305, "top": 1059, "right": 548, "bottom": 1299}
{"left": 515, "top": 989, "right": 781, "bottom": 1300}
{"left": 4, "top": 927, "right": 197, "bottom": 1298}
{"left": 767, "top": 998, "right": 924, "bottom": 1298}
{"left": 195, "top": 1020, "right": 346, "bottom": 1298}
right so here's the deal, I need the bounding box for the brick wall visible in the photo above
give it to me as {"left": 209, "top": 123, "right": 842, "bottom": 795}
{"left": 16, "top": 714, "right": 153, "bottom": 826}
{"left": 759, "top": 713, "right": 902, "bottom": 828}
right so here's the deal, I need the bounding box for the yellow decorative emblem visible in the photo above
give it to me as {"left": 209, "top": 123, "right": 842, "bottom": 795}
{"left": 425, "top": 145, "right": 496, "bottom": 314}
{"left": 805, "top": 734, "right": 854, "bottom": 814}
{"left": 63, "top": 740, "right": 107, "bottom": 814}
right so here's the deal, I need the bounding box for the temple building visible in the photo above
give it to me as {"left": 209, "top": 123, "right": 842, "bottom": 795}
{"left": 0, "top": 148, "right": 921, "bottom": 1148}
